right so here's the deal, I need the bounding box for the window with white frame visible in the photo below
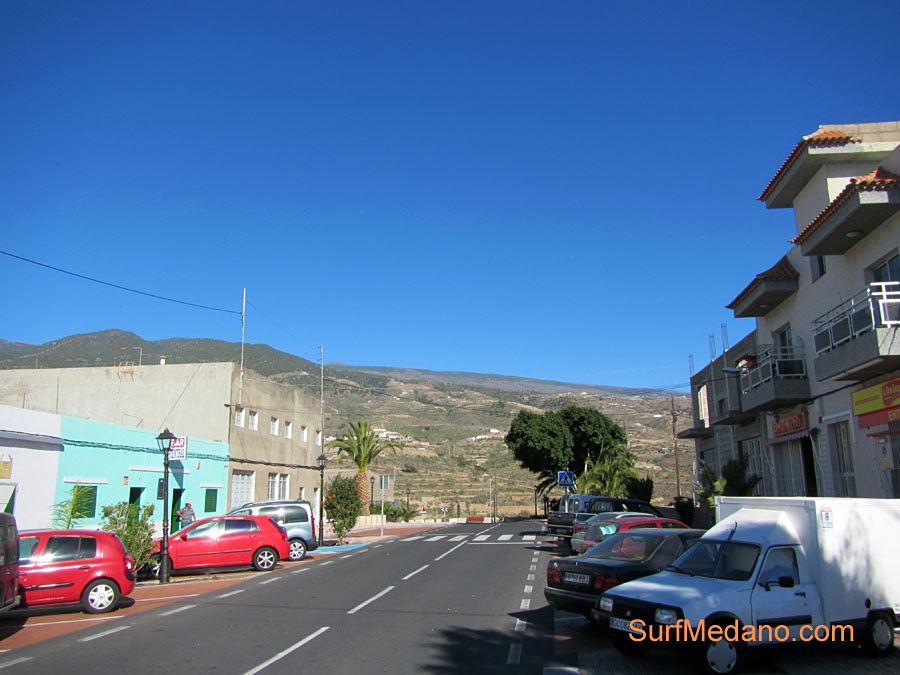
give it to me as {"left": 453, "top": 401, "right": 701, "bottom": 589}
{"left": 828, "top": 421, "right": 856, "bottom": 497}
{"left": 270, "top": 417, "right": 279, "bottom": 436}
{"left": 284, "top": 421, "right": 292, "bottom": 439}
{"left": 248, "top": 410, "right": 258, "bottom": 431}
{"left": 267, "top": 473, "right": 278, "bottom": 500}
{"left": 316, "top": 429, "right": 322, "bottom": 446}
{"left": 697, "top": 385, "right": 709, "bottom": 428}
{"left": 233, "top": 406, "right": 245, "bottom": 427}
{"left": 301, "top": 425, "right": 308, "bottom": 443}
{"left": 278, "top": 473, "right": 289, "bottom": 500}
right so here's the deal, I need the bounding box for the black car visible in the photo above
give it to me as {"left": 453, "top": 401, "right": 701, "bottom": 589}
{"left": 544, "top": 528, "right": 704, "bottom": 618}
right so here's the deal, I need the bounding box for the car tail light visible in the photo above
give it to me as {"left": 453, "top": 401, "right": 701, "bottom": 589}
{"left": 593, "top": 575, "right": 619, "bottom": 592}
{"left": 547, "top": 567, "right": 561, "bottom": 585}
{"left": 310, "top": 512, "right": 316, "bottom": 539}
{"left": 125, "top": 556, "right": 135, "bottom": 572}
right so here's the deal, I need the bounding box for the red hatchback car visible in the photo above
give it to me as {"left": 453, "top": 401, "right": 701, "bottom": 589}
{"left": 148, "top": 515, "right": 290, "bottom": 578}
{"left": 576, "top": 515, "right": 689, "bottom": 554}
{"left": 18, "top": 530, "right": 136, "bottom": 614}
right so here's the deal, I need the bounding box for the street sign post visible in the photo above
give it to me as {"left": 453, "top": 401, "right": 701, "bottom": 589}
{"left": 557, "top": 471, "right": 575, "bottom": 488}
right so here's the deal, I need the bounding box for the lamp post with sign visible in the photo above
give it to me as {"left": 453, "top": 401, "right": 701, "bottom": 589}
{"left": 316, "top": 453, "right": 327, "bottom": 547}
{"left": 155, "top": 428, "right": 176, "bottom": 584}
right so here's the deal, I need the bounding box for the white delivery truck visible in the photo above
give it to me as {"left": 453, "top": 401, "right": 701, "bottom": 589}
{"left": 594, "top": 497, "right": 900, "bottom": 675}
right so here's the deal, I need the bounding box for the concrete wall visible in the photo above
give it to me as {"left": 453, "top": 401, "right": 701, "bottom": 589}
{"left": 0, "top": 405, "right": 63, "bottom": 530}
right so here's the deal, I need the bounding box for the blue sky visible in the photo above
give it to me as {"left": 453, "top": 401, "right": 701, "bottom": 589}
{"left": 2, "top": 1, "right": 898, "bottom": 391}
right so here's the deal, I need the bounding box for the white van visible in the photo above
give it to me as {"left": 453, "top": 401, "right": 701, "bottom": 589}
{"left": 594, "top": 497, "right": 900, "bottom": 675}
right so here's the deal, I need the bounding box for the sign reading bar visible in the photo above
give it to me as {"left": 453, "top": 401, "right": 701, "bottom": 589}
{"left": 168, "top": 436, "right": 187, "bottom": 460}
{"left": 772, "top": 411, "right": 809, "bottom": 438}
{"left": 852, "top": 377, "right": 900, "bottom": 416}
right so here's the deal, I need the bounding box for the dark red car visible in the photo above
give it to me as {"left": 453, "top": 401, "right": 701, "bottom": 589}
{"left": 148, "top": 515, "right": 290, "bottom": 578}
{"left": 17, "top": 530, "right": 136, "bottom": 614}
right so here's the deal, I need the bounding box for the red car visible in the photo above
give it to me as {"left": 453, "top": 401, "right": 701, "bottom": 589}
{"left": 576, "top": 515, "right": 689, "bottom": 554}
{"left": 17, "top": 530, "right": 136, "bottom": 614}
{"left": 148, "top": 515, "right": 290, "bottom": 578}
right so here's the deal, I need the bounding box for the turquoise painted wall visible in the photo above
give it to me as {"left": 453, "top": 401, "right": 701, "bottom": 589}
{"left": 57, "top": 417, "right": 229, "bottom": 528}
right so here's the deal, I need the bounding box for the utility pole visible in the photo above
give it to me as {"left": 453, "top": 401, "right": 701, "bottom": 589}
{"left": 239, "top": 288, "right": 246, "bottom": 405}
{"left": 671, "top": 392, "right": 681, "bottom": 498}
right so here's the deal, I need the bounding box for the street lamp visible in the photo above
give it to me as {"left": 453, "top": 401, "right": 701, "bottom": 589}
{"left": 155, "top": 428, "right": 176, "bottom": 584}
{"left": 316, "top": 453, "right": 327, "bottom": 547}
{"left": 533, "top": 486, "right": 538, "bottom": 518}
{"left": 406, "top": 487, "right": 410, "bottom": 509}
{"left": 370, "top": 476, "right": 375, "bottom": 506}
{"left": 482, "top": 473, "right": 493, "bottom": 524}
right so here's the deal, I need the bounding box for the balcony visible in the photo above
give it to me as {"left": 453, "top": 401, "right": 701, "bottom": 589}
{"left": 709, "top": 372, "right": 754, "bottom": 425}
{"left": 812, "top": 282, "right": 900, "bottom": 382}
{"left": 739, "top": 345, "right": 811, "bottom": 413}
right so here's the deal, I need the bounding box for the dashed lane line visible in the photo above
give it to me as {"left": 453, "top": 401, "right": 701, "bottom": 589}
{"left": 402, "top": 565, "right": 429, "bottom": 580}
{"left": 347, "top": 586, "right": 395, "bottom": 615}
{"left": 78, "top": 625, "right": 130, "bottom": 642}
{"left": 242, "top": 626, "right": 330, "bottom": 675}
{"left": 159, "top": 604, "right": 196, "bottom": 617}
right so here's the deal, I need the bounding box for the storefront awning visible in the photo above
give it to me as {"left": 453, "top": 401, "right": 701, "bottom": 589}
{"left": 766, "top": 429, "right": 811, "bottom": 445}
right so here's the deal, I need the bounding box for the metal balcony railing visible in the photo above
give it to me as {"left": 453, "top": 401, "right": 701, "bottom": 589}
{"left": 813, "top": 282, "right": 900, "bottom": 355}
{"left": 739, "top": 344, "right": 807, "bottom": 393}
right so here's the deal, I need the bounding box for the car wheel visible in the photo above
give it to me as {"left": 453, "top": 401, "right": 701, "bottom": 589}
{"left": 253, "top": 547, "right": 278, "bottom": 571}
{"left": 861, "top": 612, "right": 895, "bottom": 657}
{"left": 289, "top": 539, "right": 308, "bottom": 561}
{"left": 699, "top": 627, "right": 743, "bottom": 675}
{"left": 147, "top": 554, "right": 173, "bottom": 580}
{"left": 613, "top": 635, "right": 651, "bottom": 657}
{"left": 81, "top": 579, "right": 120, "bottom": 614}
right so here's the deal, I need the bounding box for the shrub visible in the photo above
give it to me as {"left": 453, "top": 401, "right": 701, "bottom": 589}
{"left": 101, "top": 502, "right": 156, "bottom": 570}
{"left": 324, "top": 475, "right": 363, "bottom": 545}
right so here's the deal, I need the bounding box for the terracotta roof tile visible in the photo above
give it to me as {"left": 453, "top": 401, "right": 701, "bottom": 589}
{"left": 791, "top": 167, "right": 900, "bottom": 245}
{"left": 727, "top": 256, "right": 798, "bottom": 310}
{"left": 758, "top": 129, "right": 860, "bottom": 202}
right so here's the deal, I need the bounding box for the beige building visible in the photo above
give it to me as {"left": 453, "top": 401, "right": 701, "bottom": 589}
{"left": 682, "top": 121, "right": 900, "bottom": 498}
{"left": 0, "top": 361, "right": 325, "bottom": 509}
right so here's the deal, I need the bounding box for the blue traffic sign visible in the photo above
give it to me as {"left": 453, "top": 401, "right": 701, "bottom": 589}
{"left": 557, "top": 471, "right": 575, "bottom": 487}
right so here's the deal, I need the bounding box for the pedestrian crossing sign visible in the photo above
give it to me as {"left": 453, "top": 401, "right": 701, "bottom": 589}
{"left": 557, "top": 471, "right": 575, "bottom": 487}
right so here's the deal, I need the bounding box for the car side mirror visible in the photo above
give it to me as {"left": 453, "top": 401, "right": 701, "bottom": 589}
{"left": 777, "top": 575, "right": 795, "bottom": 588}
{"left": 180, "top": 534, "right": 188, "bottom": 541}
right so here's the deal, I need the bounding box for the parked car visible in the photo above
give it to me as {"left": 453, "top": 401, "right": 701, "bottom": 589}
{"left": 226, "top": 500, "right": 318, "bottom": 561}
{"left": 17, "top": 530, "right": 135, "bottom": 614}
{"left": 576, "top": 515, "right": 690, "bottom": 554}
{"left": 571, "top": 512, "right": 654, "bottom": 555}
{"left": 148, "top": 515, "right": 290, "bottom": 578}
{"left": 0, "top": 513, "right": 19, "bottom": 613}
{"left": 545, "top": 529, "right": 704, "bottom": 618}
{"left": 547, "top": 495, "right": 662, "bottom": 544}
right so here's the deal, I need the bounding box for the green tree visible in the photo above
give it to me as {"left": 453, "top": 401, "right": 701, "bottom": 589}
{"left": 101, "top": 502, "right": 156, "bottom": 571}
{"left": 695, "top": 456, "right": 761, "bottom": 513}
{"left": 324, "top": 475, "right": 363, "bottom": 545}
{"left": 626, "top": 475, "right": 655, "bottom": 503}
{"left": 327, "top": 420, "right": 396, "bottom": 505}
{"left": 52, "top": 484, "right": 95, "bottom": 529}
{"left": 386, "top": 502, "right": 419, "bottom": 523}
{"left": 504, "top": 406, "right": 628, "bottom": 493}
{"left": 578, "top": 450, "right": 636, "bottom": 498}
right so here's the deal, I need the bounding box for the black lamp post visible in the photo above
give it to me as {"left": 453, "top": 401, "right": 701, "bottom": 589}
{"left": 316, "top": 453, "right": 327, "bottom": 547}
{"left": 155, "top": 428, "right": 175, "bottom": 584}
{"left": 370, "top": 476, "right": 375, "bottom": 506}
{"left": 406, "top": 487, "right": 410, "bottom": 509}
{"left": 534, "top": 486, "right": 538, "bottom": 518}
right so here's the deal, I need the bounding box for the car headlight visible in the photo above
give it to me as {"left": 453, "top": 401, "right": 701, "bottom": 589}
{"left": 599, "top": 597, "right": 613, "bottom": 612}
{"left": 654, "top": 608, "right": 677, "bottom": 625}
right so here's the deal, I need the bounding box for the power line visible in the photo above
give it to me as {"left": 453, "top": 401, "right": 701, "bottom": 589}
{"left": 0, "top": 249, "right": 241, "bottom": 315}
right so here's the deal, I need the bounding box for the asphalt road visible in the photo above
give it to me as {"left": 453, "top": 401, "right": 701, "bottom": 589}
{"left": 0, "top": 520, "right": 575, "bottom": 675}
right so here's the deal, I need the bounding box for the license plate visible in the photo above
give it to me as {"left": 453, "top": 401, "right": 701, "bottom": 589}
{"left": 610, "top": 617, "right": 640, "bottom": 634}
{"left": 564, "top": 572, "right": 590, "bottom": 585}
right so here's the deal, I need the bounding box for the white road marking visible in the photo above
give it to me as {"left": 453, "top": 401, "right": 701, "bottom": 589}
{"left": 78, "top": 625, "right": 130, "bottom": 642}
{"left": 527, "top": 574, "right": 535, "bottom": 582}
{"left": 507, "top": 642, "right": 522, "bottom": 665}
{"left": 449, "top": 535, "right": 468, "bottom": 541}
{"left": 402, "top": 565, "right": 429, "bottom": 580}
{"left": 434, "top": 540, "right": 468, "bottom": 561}
{"left": 473, "top": 535, "right": 490, "bottom": 541}
{"left": 520, "top": 599, "right": 531, "bottom": 610}
{"left": 0, "top": 658, "right": 32, "bottom": 669}
{"left": 529, "top": 565, "right": 536, "bottom": 572}
{"left": 291, "top": 568, "right": 308, "bottom": 574}
{"left": 242, "top": 626, "right": 329, "bottom": 675}
{"left": 11, "top": 616, "right": 123, "bottom": 628}
{"left": 258, "top": 577, "right": 279, "bottom": 585}
{"left": 160, "top": 604, "right": 196, "bottom": 617}
{"left": 347, "top": 586, "right": 395, "bottom": 615}
{"left": 522, "top": 535, "right": 536, "bottom": 541}
{"left": 135, "top": 594, "right": 200, "bottom": 602}
{"left": 424, "top": 535, "right": 447, "bottom": 541}
{"left": 319, "top": 560, "right": 334, "bottom": 566}
{"left": 340, "top": 554, "right": 354, "bottom": 559}
{"left": 498, "top": 534, "right": 513, "bottom": 541}
{"left": 217, "top": 589, "right": 245, "bottom": 599}
{"left": 374, "top": 544, "right": 383, "bottom": 548}
{"left": 515, "top": 619, "right": 527, "bottom": 632}
{"left": 524, "top": 585, "right": 533, "bottom": 594}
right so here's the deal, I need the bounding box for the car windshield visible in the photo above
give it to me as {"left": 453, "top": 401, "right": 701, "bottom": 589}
{"left": 669, "top": 540, "right": 760, "bottom": 581}
{"left": 583, "top": 533, "right": 665, "bottom": 561}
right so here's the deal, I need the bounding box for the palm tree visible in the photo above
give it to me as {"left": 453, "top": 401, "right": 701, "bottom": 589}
{"left": 326, "top": 420, "right": 396, "bottom": 505}
{"left": 577, "top": 449, "right": 636, "bottom": 498}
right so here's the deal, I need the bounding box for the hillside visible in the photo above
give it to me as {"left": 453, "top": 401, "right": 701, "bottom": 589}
{"left": 1, "top": 330, "right": 694, "bottom": 515}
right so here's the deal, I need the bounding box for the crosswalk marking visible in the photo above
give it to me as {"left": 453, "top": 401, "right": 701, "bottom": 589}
{"left": 473, "top": 534, "right": 490, "bottom": 541}
{"left": 522, "top": 535, "right": 536, "bottom": 541}
{"left": 400, "top": 533, "right": 546, "bottom": 544}
{"left": 449, "top": 535, "right": 469, "bottom": 541}
{"left": 424, "top": 535, "right": 447, "bottom": 541}
{"left": 498, "top": 534, "right": 513, "bottom": 541}
{"left": 402, "top": 536, "right": 425, "bottom": 541}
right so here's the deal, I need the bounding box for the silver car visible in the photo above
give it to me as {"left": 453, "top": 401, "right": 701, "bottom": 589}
{"left": 227, "top": 500, "right": 318, "bottom": 560}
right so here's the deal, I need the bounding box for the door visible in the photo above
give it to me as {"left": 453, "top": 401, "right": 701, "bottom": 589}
{"left": 169, "top": 519, "right": 223, "bottom": 570}
{"left": 18, "top": 535, "right": 97, "bottom": 606}
{"left": 230, "top": 470, "right": 254, "bottom": 509}
{"left": 216, "top": 519, "right": 259, "bottom": 566}
{"left": 171, "top": 488, "right": 184, "bottom": 532}
{"left": 750, "top": 547, "right": 823, "bottom": 643}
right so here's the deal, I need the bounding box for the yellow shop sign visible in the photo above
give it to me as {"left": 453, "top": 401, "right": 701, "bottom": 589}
{"left": 852, "top": 377, "right": 900, "bottom": 416}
